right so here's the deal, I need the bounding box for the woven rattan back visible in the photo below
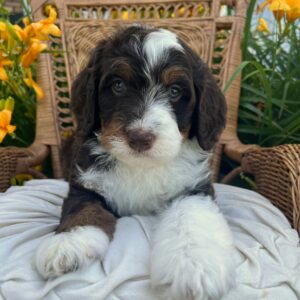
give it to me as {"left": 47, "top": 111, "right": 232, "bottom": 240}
{"left": 31, "top": 0, "right": 248, "bottom": 179}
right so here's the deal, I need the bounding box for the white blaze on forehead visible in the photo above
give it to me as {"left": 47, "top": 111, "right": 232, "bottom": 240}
{"left": 143, "top": 29, "right": 183, "bottom": 68}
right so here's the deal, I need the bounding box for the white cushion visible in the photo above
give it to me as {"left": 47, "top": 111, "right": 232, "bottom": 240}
{"left": 0, "top": 179, "right": 299, "bottom": 300}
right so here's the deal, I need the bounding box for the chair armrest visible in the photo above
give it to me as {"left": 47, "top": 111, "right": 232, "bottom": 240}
{"left": 0, "top": 143, "right": 49, "bottom": 192}
{"left": 242, "top": 144, "right": 300, "bottom": 234}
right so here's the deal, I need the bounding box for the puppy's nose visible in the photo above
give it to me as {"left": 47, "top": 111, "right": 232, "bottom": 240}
{"left": 127, "top": 129, "right": 155, "bottom": 152}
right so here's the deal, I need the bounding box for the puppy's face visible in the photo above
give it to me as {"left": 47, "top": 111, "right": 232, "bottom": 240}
{"left": 72, "top": 26, "right": 226, "bottom": 166}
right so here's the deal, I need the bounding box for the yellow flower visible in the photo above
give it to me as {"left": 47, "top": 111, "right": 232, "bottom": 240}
{"left": 0, "top": 105, "right": 16, "bottom": 143}
{"left": 259, "top": 0, "right": 286, "bottom": 12}
{"left": 19, "top": 7, "right": 61, "bottom": 43}
{"left": 268, "top": 0, "right": 290, "bottom": 10}
{"left": 30, "top": 7, "right": 61, "bottom": 40}
{"left": 0, "top": 21, "right": 6, "bottom": 31}
{"left": 0, "top": 52, "right": 13, "bottom": 81}
{"left": 24, "top": 68, "right": 44, "bottom": 99}
{"left": 13, "top": 24, "right": 28, "bottom": 41}
{"left": 285, "top": 0, "right": 300, "bottom": 22}
{"left": 23, "top": 17, "right": 30, "bottom": 27}
{"left": 257, "top": 18, "right": 270, "bottom": 33}
{"left": 0, "top": 21, "right": 23, "bottom": 51}
{"left": 259, "top": 0, "right": 300, "bottom": 22}
{"left": 0, "top": 21, "right": 8, "bottom": 41}
{"left": 21, "top": 40, "right": 47, "bottom": 68}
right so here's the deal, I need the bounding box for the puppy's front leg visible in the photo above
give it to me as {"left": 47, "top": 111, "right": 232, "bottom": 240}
{"left": 151, "top": 195, "right": 236, "bottom": 300}
{"left": 35, "top": 185, "right": 116, "bottom": 279}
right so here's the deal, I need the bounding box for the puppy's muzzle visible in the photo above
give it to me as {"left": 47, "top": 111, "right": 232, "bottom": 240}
{"left": 127, "top": 129, "right": 156, "bottom": 152}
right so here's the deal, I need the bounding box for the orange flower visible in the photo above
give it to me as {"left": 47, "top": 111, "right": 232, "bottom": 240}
{"left": 0, "top": 21, "right": 5, "bottom": 31}
{"left": 19, "top": 7, "right": 61, "bottom": 44}
{"left": 0, "top": 21, "right": 8, "bottom": 41}
{"left": 259, "top": 0, "right": 300, "bottom": 22}
{"left": 257, "top": 18, "right": 270, "bottom": 33}
{"left": 268, "top": 0, "right": 290, "bottom": 10}
{"left": 0, "top": 51, "right": 13, "bottom": 81}
{"left": 24, "top": 69, "right": 44, "bottom": 99}
{"left": 29, "top": 7, "right": 61, "bottom": 41}
{"left": 13, "top": 24, "right": 28, "bottom": 41}
{"left": 0, "top": 107, "right": 16, "bottom": 143}
{"left": 23, "top": 17, "right": 30, "bottom": 27}
{"left": 21, "top": 40, "right": 47, "bottom": 68}
{"left": 285, "top": 0, "right": 300, "bottom": 22}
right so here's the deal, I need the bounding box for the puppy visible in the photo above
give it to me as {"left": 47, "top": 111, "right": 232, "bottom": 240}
{"left": 35, "top": 25, "right": 235, "bottom": 300}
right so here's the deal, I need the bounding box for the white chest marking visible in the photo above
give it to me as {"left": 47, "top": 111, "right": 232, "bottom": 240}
{"left": 78, "top": 139, "right": 211, "bottom": 216}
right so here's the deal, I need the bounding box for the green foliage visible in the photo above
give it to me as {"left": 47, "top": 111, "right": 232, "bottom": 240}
{"left": 1, "top": 89, "right": 36, "bottom": 147}
{"left": 238, "top": 1, "right": 300, "bottom": 146}
{"left": 0, "top": 0, "right": 9, "bottom": 19}
{"left": 0, "top": 0, "right": 36, "bottom": 147}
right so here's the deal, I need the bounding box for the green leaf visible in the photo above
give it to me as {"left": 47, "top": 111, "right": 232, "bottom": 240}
{"left": 223, "top": 61, "right": 251, "bottom": 93}
{"left": 0, "top": 19, "right": 20, "bottom": 43}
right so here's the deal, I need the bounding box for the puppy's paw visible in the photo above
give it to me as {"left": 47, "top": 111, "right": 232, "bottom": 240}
{"left": 150, "top": 196, "right": 236, "bottom": 300}
{"left": 35, "top": 226, "right": 109, "bottom": 279}
{"left": 151, "top": 243, "right": 236, "bottom": 300}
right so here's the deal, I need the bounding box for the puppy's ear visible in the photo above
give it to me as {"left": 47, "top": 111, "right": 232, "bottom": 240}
{"left": 191, "top": 58, "right": 227, "bottom": 150}
{"left": 71, "top": 40, "right": 106, "bottom": 138}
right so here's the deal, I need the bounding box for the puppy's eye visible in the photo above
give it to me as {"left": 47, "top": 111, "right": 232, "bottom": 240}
{"left": 168, "top": 85, "right": 182, "bottom": 100}
{"left": 112, "top": 79, "right": 126, "bottom": 95}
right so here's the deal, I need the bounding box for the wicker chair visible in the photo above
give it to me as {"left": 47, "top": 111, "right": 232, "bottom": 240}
{"left": 0, "top": 0, "right": 299, "bottom": 234}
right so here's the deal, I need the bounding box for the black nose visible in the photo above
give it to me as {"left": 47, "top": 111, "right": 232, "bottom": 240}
{"left": 127, "top": 129, "right": 156, "bottom": 152}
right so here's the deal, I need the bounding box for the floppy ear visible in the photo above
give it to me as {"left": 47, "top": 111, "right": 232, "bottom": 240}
{"left": 71, "top": 40, "right": 106, "bottom": 138}
{"left": 191, "top": 59, "right": 227, "bottom": 150}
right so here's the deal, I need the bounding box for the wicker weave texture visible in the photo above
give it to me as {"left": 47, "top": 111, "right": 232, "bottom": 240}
{"left": 243, "top": 144, "right": 300, "bottom": 233}
{"left": 29, "top": 0, "right": 249, "bottom": 177}
{"left": 1, "top": 0, "right": 299, "bottom": 234}
{"left": 0, "top": 143, "right": 49, "bottom": 192}
{"left": 0, "top": 148, "right": 30, "bottom": 192}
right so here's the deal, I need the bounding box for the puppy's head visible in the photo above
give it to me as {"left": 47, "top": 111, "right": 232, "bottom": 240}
{"left": 72, "top": 25, "right": 226, "bottom": 165}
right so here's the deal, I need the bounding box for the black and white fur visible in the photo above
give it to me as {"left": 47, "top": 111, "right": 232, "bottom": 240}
{"left": 35, "top": 25, "right": 235, "bottom": 300}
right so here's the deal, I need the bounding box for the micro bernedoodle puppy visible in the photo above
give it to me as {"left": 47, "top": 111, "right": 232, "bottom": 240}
{"left": 35, "top": 25, "right": 236, "bottom": 300}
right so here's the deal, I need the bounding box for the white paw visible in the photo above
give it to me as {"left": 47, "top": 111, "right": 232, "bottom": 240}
{"left": 35, "top": 226, "right": 109, "bottom": 279}
{"left": 150, "top": 196, "right": 236, "bottom": 300}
